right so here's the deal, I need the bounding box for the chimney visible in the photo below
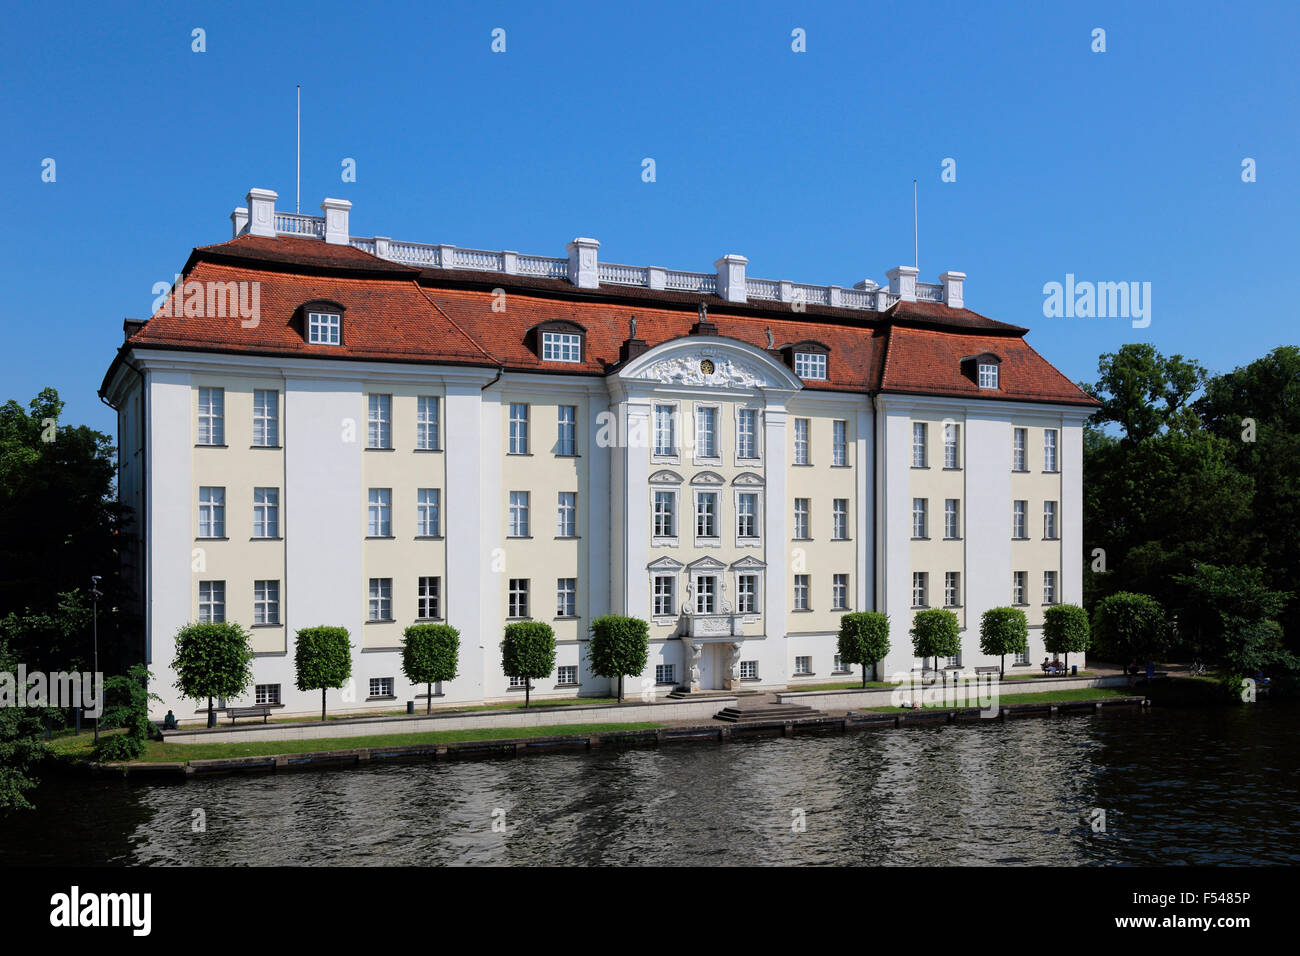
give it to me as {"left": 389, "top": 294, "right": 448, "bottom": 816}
{"left": 715, "top": 254, "right": 748, "bottom": 303}
{"left": 246, "top": 188, "right": 278, "bottom": 238}
{"left": 567, "top": 237, "right": 600, "bottom": 289}
{"left": 886, "top": 265, "right": 919, "bottom": 302}
{"left": 321, "top": 198, "right": 351, "bottom": 245}
{"left": 940, "top": 271, "right": 966, "bottom": 309}
{"left": 231, "top": 207, "right": 249, "bottom": 238}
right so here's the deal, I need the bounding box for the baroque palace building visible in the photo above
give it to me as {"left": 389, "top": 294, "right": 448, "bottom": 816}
{"left": 101, "top": 189, "right": 1098, "bottom": 720}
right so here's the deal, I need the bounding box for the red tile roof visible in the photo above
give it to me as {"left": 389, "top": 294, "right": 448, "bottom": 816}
{"left": 108, "top": 234, "right": 1097, "bottom": 408}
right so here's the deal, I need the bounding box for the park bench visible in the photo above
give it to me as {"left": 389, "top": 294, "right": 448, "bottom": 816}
{"left": 228, "top": 705, "right": 272, "bottom": 724}
{"left": 974, "top": 666, "right": 1001, "bottom": 677}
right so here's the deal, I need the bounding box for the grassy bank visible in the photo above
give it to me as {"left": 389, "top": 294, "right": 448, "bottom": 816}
{"left": 50, "top": 722, "right": 665, "bottom": 764}
{"left": 866, "top": 686, "right": 1138, "bottom": 712}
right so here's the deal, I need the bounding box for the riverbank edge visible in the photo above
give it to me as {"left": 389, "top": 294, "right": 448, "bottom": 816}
{"left": 64, "top": 694, "right": 1150, "bottom": 781}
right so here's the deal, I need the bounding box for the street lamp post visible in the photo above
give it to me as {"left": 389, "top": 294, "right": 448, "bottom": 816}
{"left": 90, "top": 575, "right": 102, "bottom": 744}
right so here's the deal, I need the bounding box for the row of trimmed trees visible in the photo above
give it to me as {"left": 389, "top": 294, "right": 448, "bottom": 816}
{"left": 169, "top": 615, "right": 656, "bottom": 721}
{"left": 837, "top": 604, "right": 1092, "bottom": 683}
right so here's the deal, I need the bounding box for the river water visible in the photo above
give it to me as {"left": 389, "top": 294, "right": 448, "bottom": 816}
{"left": 3, "top": 701, "right": 1297, "bottom": 866}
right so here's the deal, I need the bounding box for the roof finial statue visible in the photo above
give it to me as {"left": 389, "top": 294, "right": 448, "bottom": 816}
{"left": 698, "top": 303, "right": 707, "bottom": 323}
{"left": 766, "top": 327, "right": 774, "bottom": 349}
{"left": 629, "top": 316, "right": 637, "bottom": 339}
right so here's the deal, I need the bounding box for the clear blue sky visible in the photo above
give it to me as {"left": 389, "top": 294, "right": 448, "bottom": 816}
{"left": 2, "top": 0, "right": 1296, "bottom": 436}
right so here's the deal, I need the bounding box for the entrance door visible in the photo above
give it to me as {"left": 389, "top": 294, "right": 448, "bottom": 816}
{"left": 698, "top": 644, "right": 721, "bottom": 690}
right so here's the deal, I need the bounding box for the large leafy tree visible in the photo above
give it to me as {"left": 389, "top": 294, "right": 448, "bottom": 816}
{"left": 837, "top": 612, "right": 890, "bottom": 687}
{"left": 587, "top": 616, "right": 649, "bottom": 702}
{"left": 172, "top": 622, "right": 255, "bottom": 726}
{"left": 910, "top": 609, "right": 960, "bottom": 673}
{"left": 401, "top": 624, "right": 459, "bottom": 713}
{"left": 978, "top": 608, "right": 1028, "bottom": 677}
{"left": 1171, "top": 564, "right": 1294, "bottom": 676}
{"left": 0, "top": 634, "right": 55, "bottom": 812}
{"left": 1043, "top": 605, "right": 1090, "bottom": 674}
{"left": 502, "top": 622, "right": 556, "bottom": 708}
{"left": 294, "top": 627, "right": 353, "bottom": 721}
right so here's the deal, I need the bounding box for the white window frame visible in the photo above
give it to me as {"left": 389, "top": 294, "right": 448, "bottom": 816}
{"left": 944, "top": 422, "right": 960, "bottom": 469}
{"left": 308, "top": 311, "right": 340, "bottom": 345}
{"left": 508, "top": 491, "right": 530, "bottom": 538}
{"left": 739, "top": 660, "right": 759, "bottom": 681}
{"left": 367, "top": 394, "right": 392, "bottom": 450}
{"left": 197, "top": 387, "right": 224, "bottom": 446}
{"left": 253, "top": 579, "right": 280, "bottom": 625}
{"left": 557, "top": 491, "right": 578, "bottom": 538}
{"left": 418, "top": 576, "right": 441, "bottom": 620}
{"left": 978, "top": 363, "right": 999, "bottom": 389}
{"left": 368, "top": 488, "right": 392, "bottom": 537}
{"left": 558, "top": 665, "right": 580, "bottom": 686}
{"left": 794, "top": 352, "right": 827, "bottom": 380}
{"left": 693, "top": 404, "right": 720, "bottom": 462}
{"left": 912, "top": 422, "right": 927, "bottom": 468}
{"left": 832, "top": 573, "right": 849, "bottom": 610}
{"left": 694, "top": 490, "right": 719, "bottom": 542}
{"left": 1013, "top": 571, "right": 1027, "bottom": 606}
{"left": 793, "top": 418, "right": 811, "bottom": 465}
{"left": 255, "top": 684, "right": 281, "bottom": 705}
{"left": 832, "top": 499, "right": 849, "bottom": 540}
{"left": 653, "top": 403, "right": 679, "bottom": 461}
{"left": 541, "top": 331, "right": 582, "bottom": 363}
{"left": 368, "top": 578, "right": 393, "bottom": 621}
{"left": 369, "top": 677, "right": 395, "bottom": 699}
{"left": 1013, "top": 428, "right": 1027, "bottom": 471}
{"left": 735, "top": 490, "right": 760, "bottom": 543}
{"left": 655, "top": 664, "right": 675, "bottom": 685}
{"left": 735, "top": 572, "right": 760, "bottom": 614}
{"left": 417, "top": 488, "right": 441, "bottom": 537}
{"left": 832, "top": 419, "right": 848, "bottom": 466}
{"left": 912, "top": 572, "right": 928, "bottom": 609}
{"left": 1012, "top": 500, "right": 1027, "bottom": 539}
{"left": 252, "top": 389, "right": 278, "bottom": 447}
{"left": 252, "top": 487, "right": 278, "bottom": 538}
{"left": 793, "top": 498, "right": 811, "bottom": 540}
{"left": 557, "top": 405, "right": 578, "bottom": 457}
{"left": 1043, "top": 570, "right": 1058, "bottom": 605}
{"left": 794, "top": 655, "right": 813, "bottom": 676}
{"left": 652, "top": 574, "right": 677, "bottom": 619}
{"left": 198, "top": 580, "right": 225, "bottom": 623}
{"left": 1044, "top": 429, "right": 1058, "bottom": 472}
{"left": 912, "top": 498, "right": 928, "bottom": 539}
{"left": 694, "top": 575, "right": 717, "bottom": 614}
{"left": 944, "top": 498, "right": 959, "bottom": 540}
{"left": 652, "top": 489, "right": 678, "bottom": 543}
{"left": 509, "top": 403, "right": 530, "bottom": 455}
{"left": 416, "top": 396, "right": 441, "bottom": 451}
{"left": 556, "top": 578, "right": 577, "bottom": 618}
{"left": 508, "top": 578, "right": 530, "bottom": 618}
{"left": 198, "top": 486, "right": 225, "bottom": 538}
{"left": 1043, "top": 500, "right": 1058, "bottom": 539}
{"left": 735, "top": 406, "right": 760, "bottom": 461}
{"left": 793, "top": 574, "right": 810, "bottom": 611}
{"left": 944, "top": 571, "right": 960, "bottom": 608}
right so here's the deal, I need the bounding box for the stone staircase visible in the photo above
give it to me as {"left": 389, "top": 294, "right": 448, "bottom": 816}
{"left": 713, "top": 702, "right": 826, "bottom": 724}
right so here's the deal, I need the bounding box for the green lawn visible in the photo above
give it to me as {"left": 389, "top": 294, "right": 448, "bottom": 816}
{"left": 52, "top": 722, "right": 664, "bottom": 764}
{"left": 866, "top": 686, "right": 1138, "bottom": 712}
{"left": 786, "top": 680, "right": 901, "bottom": 692}
{"left": 1002, "top": 670, "right": 1095, "bottom": 680}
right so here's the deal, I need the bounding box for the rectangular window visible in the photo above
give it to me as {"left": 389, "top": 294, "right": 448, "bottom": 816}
{"left": 556, "top": 578, "right": 577, "bottom": 617}
{"left": 253, "top": 487, "right": 279, "bottom": 539}
{"left": 944, "top": 422, "right": 960, "bottom": 468}
{"left": 832, "top": 499, "right": 849, "bottom": 540}
{"left": 1043, "top": 501, "right": 1058, "bottom": 539}
{"left": 833, "top": 654, "right": 845, "bottom": 673}
{"left": 793, "top": 499, "right": 811, "bottom": 539}
{"left": 417, "top": 488, "right": 441, "bottom": 536}
{"left": 912, "top": 572, "right": 928, "bottom": 609}
{"left": 197, "top": 387, "right": 224, "bottom": 445}
{"left": 739, "top": 660, "right": 758, "bottom": 680}
{"left": 417, "top": 396, "right": 440, "bottom": 451}
{"left": 1012, "top": 500, "right": 1027, "bottom": 539}
{"left": 654, "top": 405, "right": 676, "bottom": 457}
{"left": 253, "top": 579, "right": 280, "bottom": 625}
{"left": 1044, "top": 429, "right": 1058, "bottom": 472}
{"left": 695, "top": 406, "right": 718, "bottom": 458}
{"left": 508, "top": 491, "right": 530, "bottom": 537}
{"left": 695, "top": 492, "right": 718, "bottom": 538}
{"left": 1043, "top": 571, "right": 1058, "bottom": 605}
{"left": 508, "top": 579, "right": 530, "bottom": 618}
{"left": 198, "top": 486, "right": 225, "bottom": 538}
{"left": 367, "top": 394, "right": 392, "bottom": 449}
{"left": 1013, "top": 571, "right": 1027, "bottom": 605}
{"left": 198, "top": 581, "right": 225, "bottom": 622}
{"left": 418, "top": 576, "right": 441, "bottom": 619}
{"left": 655, "top": 664, "right": 675, "bottom": 685}
{"left": 737, "top": 492, "right": 758, "bottom": 538}
{"left": 978, "top": 363, "right": 999, "bottom": 389}
{"left": 912, "top": 422, "right": 927, "bottom": 467}
{"left": 557, "top": 492, "right": 577, "bottom": 537}
{"left": 557, "top": 405, "right": 578, "bottom": 456}
{"left": 369, "top": 677, "right": 395, "bottom": 699}
{"left": 368, "top": 488, "right": 392, "bottom": 537}
{"left": 946, "top": 650, "right": 963, "bottom": 668}
{"left": 912, "top": 498, "right": 928, "bottom": 539}
{"left": 832, "top": 420, "right": 848, "bottom": 466}
{"left": 832, "top": 573, "right": 849, "bottom": 610}
{"left": 736, "top": 408, "right": 758, "bottom": 459}
{"left": 653, "top": 575, "right": 676, "bottom": 617}
{"left": 794, "top": 655, "right": 812, "bottom": 676}
{"left": 509, "top": 403, "right": 530, "bottom": 454}
{"left": 944, "top": 499, "right": 959, "bottom": 539}
{"left": 794, "top": 352, "right": 827, "bottom": 380}
{"left": 653, "top": 491, "right": 676, "bottom": 538}
{"left": 793, "top": 574, "right": 810, "bottom": 610}
{"left": 252, "top": 389, "right": 278, "bottom": 447}
{"left": 793, "top": 418, "right": 810, "bottom": 465}
{"left": 1013, "top": 428, "right": 1027, "bottom": 471}
{"left": 695, "top": 576, "right": 716, "bottom": 614}
{"left": 558, "top": 665, "right": 579, "bottom": 685}
{"left": 737, "top": 574, "right": 758, "bottom": 614}
{"left": 1014, "top": 647, "right": 1029, "bottom": 666}
{"left": 542, "top": 331, "right": 582, "bottom": 362}
{"left": 508, "top": 675, "right": 527, "bottom": 688}
{"left": 368, "top": 578, "right": 392, "bottom": 620}
{"left": 944, "top": 572, "right": 960, "bottom": 608}
{"left": 255, "top": 684, "right": 281, "bottom": 706}
{"left": 308, "top": 311, "right": 340, "bottom": 345}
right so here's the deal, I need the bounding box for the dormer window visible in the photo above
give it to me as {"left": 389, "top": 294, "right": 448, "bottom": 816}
{"left": 961, "top": 352, "right": 1002, "bottom": 389}
{"left": 541, "top": 331, "right": 581, "bottom": 363}
{"left": 978, "top": 363, "right": 999, "bottom": 389}
{"left": 308, "top": 311, "right": 341, "bottom": 345}
{"left": 794, "top": 352, "right": 827, "bottom": 380}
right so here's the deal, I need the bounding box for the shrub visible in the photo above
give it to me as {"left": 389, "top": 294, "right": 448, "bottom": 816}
{"left": 1043, "top": 604, "right": 1090, "bottom": 672}
{"left": 837, "top": 612, "right": 890, "bottom": 687}
{"left": 587, "top": 616, "right": 650, "bottom": 701}
{"left": 294, "top": 626, "right": 353, "bottom": 721}
{"left": 979, "top": 608, "right": 1028, "bottom": 677}
{"left": 911, "top": 609, "right": 961, "bottom": 672}
{"left": 501, "top": 621, "right": 556, "bottom": 708}
{"left": 401, "top": 624, "right": 460, "bottom": 713}
{"left": 171, "top": 621, "right": 254, "bottom": 727}
{"left": 1092, "top": 593, "right": 1166, "bottom": 662}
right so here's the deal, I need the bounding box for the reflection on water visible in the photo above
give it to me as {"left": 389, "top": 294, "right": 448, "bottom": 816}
{"left": 3, "top": 701, "right": 1298, "bottom": 866}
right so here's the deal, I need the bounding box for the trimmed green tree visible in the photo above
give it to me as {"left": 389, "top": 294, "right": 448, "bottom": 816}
{"left": 502, "top": 621, "right": 556, "bottom": 708}
{"left": 587, "top": 615, "right": 649, "bottom": 702}
{"left": 171, "top": 621, "right": 255, "bottom": 728}
{"left": 1043, "top": 604, "right": 1090, "bottom": 674}
{"left": 294, "top": 626, "right": 353, "bottom": 721}
{"left": 910, "top": 608, "right": 961, "bottom": 674}
{"left": 837, "top": 612, "right": 890, "bottom": 687}
{"left": 401, "top": 624, "right": 460, "bottom": 714}
{"left": 1092, "top": 592, "right": 1167, "bottom": 663}
{"left": 979, "top": 607, "right": 1028, "bottom": 678}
